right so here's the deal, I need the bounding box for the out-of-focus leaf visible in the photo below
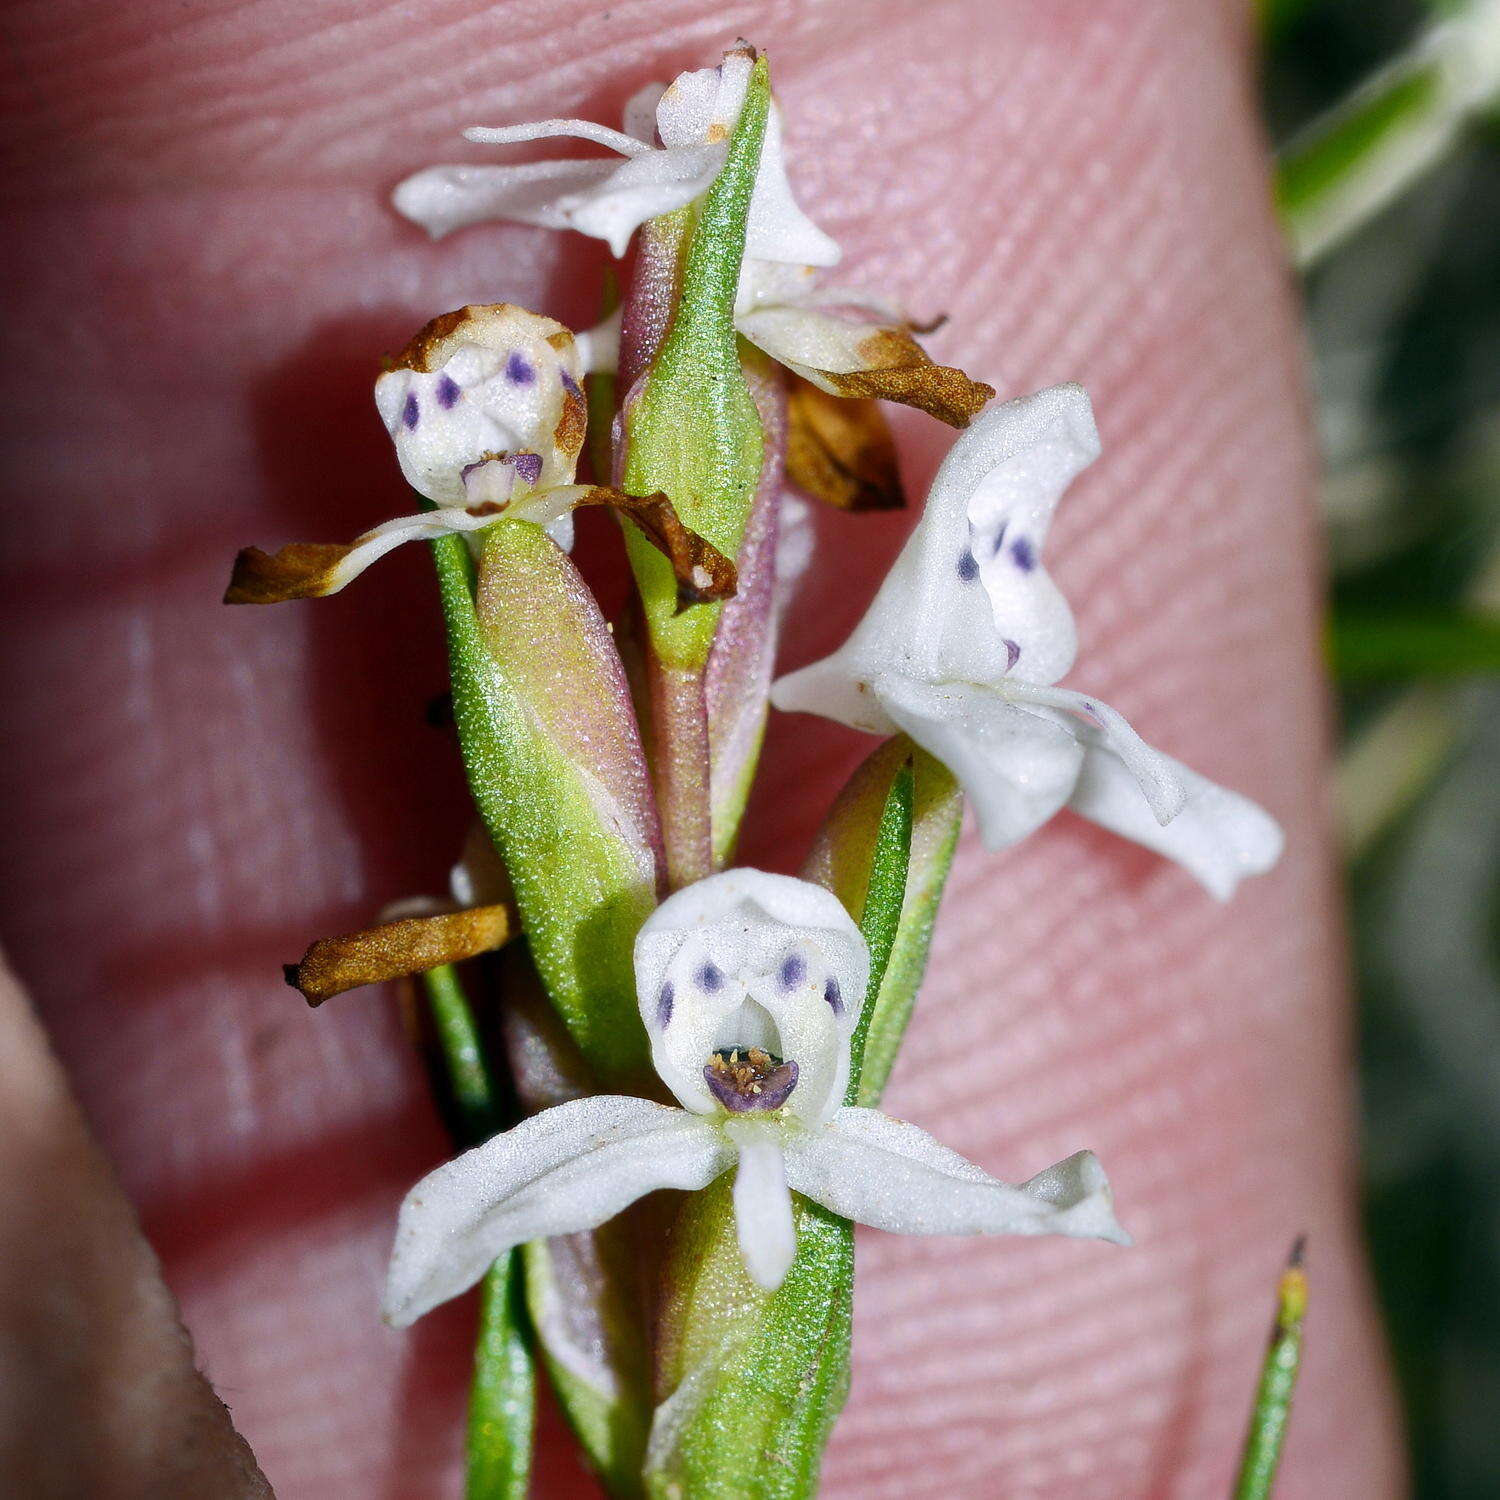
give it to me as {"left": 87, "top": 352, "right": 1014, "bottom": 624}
{"left": 1276, "top": 2, "right": 1500, "bottom": 265}
{"left": 1330, "top": 609, "right": 1500, "bottom": 679}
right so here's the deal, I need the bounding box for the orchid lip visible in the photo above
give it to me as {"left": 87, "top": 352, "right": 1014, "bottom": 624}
{"left": 704, "top": 1048, "right": 799, "bottom": 1113}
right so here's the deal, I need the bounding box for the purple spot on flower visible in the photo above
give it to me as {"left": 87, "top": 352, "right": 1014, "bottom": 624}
{"left": 505, "top": 351, "right": 535, "bottom": 385}
{"left": 560, "top": 369, "right": 582, "bottom": 398}
{"left": 1011, "top": 536, "right": 1036, "bottom": 572}
{"left": 511, "top": 451, "right": 543, "bottom": 487}
{"left": 824, "top": 978, "right": 843, "bottom": 1015}
{"left": 698, "top": 962, "right": 723, "bottom": 993}
{"left": 436, "top": 374, "right": 461, "bottom": 408}
{"left": 1004, "top": 638, "right": 1021, "bottom": 670}
{"left": 991, "top": 521, "right": 1009, "bottom": 557}
{"left": 957, "top": 551, "right": 978, "bottom": 582}
{"left": 657, "top": 981, "right": 674, "bottom": 1028}
{"left": 779, "top": 954, "right": 806, "bottom": 989}
{"left": 402, "top": 392, "right": 419, "bottom": 430}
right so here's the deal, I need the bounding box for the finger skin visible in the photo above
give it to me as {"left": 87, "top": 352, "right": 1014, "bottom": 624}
{"left": 0, "top": 960, "right": 271, "bottom": 1497}
{"left": 0, "top": 2, "right": 1404, "bottom": 1498}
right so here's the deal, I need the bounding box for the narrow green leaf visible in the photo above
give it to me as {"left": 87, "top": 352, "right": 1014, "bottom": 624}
{"left": 623, "top": 57, "right": 770, "bottom": 670}
{"left": 430, "top": 522, "right": 657, "bottom": 1086}
{"left": 418, "top": 965, "right": 534, "bottom": 1500}
{"left": 421, "top": 962, "right": 500, "bottom": 1142}
{"left": 804, "top": 738, "right": 964, "bottom": 1106}
{"left": 1233, "top": 1240, "right": 1309, "bottom": 1500}
{"left": 845, "top": 759, "right": 914, "bottom": 1104}
{"left": 1328, "top": 610, "right": 1500, "bottom": 681}
{"left": 468, "top": 1252, "right": 536, "bottom": 1500}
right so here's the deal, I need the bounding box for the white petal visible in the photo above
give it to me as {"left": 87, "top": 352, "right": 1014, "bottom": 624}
{"left": 634, "top": 870, "right": 868, "bottom": 1123}
{"left": 1002, "top": 680, "right": 1187, "bottom": 825}
{"left": 725, "top": 1120, "right": 798, "bottom": 1289}
{"left": 462, "top": 118, "right": 651, "bottom": 157}
{"left": 558, "top": 144, "right": 725, "bottom": 258}
{"left": 743, "top": 103, "right": 841, "bottom": 269}
{"left": 574, "top": 306, "right": 622, "bottom": 375}
{"left": 383, "top": 1098, "right": 730, "bottom": 1327}
{"left": 783, "top": 1108, "right": 1128, "bottom": 1245}
{"left": 392, "top": 152, "right": 720, "bottom": 258}
{"left": 311, "top": 506, "right": 506, "bottom": 593}
{"left": 392, "top": 159, "right": 621, "bottom": 240}
{"left": 1068, "top": 741, "right": 1284, "bottom": 898}
{"left": 873, "top": 676, "right": 1084, "bottom": 850}
{"left": 771, "top": 385, "right": 1097, "bottom": 725}
{"left": 734, "top": 303, "right": 879, "bottom": 385}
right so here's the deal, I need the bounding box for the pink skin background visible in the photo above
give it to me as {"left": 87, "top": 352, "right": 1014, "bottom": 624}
{"left": 0, "top": 0, "right": 1408, "bottom": 1495}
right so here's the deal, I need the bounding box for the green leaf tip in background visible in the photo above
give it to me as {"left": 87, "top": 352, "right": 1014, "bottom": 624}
{"left": 1275, "top": 0, "right": 1500, "bottom": 266}
{"left": 430, "top": 521, "right": 659, "bottom": 1086}
{"left": 419, "top": 964, "right": 535, "bottom": 1500}
{"left": 622, "top": 55, "right": 771, "bottom": 671}
{"left": 1233, "top": 1239, "right": 1309, "bottom": 1500}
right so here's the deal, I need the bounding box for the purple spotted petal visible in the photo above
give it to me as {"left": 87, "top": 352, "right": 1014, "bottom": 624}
{"left": 511, "top": 451, "right": 544, "bottom": 487}
{"left": 505, "top": 351, "right": 535, "bottom": 385}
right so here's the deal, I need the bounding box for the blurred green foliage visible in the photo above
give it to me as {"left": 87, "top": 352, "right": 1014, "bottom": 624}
{"left": 1264, "top": 2, "right": 1500, "bottom": 1493}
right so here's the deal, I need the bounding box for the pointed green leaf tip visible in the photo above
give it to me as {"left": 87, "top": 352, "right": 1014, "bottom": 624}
{"left": 1233, "top": 1239, "right": 1308, "bottom": 1500}
{"left": 623, "top": 56, "right": 771, "bottom": 670}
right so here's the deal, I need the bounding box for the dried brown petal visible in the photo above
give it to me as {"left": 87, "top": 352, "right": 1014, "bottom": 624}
{"left": 287, "top": 904, "right": 516, "bottom": 1006}
{"left": 825, "top": 327, "right": 994, "bottom": 428}
{"left": 784, "top": 377, "right": 905, "bottom": 511}
{"left": 575, "top": 486, "right": 738, "bottom": 609}
{"left": 224, "top": 543, "right": 353, "bottom": 604}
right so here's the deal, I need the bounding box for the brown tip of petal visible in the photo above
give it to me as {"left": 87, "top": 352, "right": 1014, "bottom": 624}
{"left": 389, "top": 303, "right": 576, "bottom": 373}
{"left": 830, "top": 328, "right": 995, "bottom": 427}
{"left": 553, "top": 383, "right": 588, "bottom": 462}
{"left": 287, "top": 903, "right": 517, "bottom": 1006}
{"left": 224, "top": 543, "right": 353, "bottom": 604}
{"left": 785, "top": 378, "right": 905, "bottom": 511}
{"left": 575, "top": 487, "right": 738, "bottom": 609}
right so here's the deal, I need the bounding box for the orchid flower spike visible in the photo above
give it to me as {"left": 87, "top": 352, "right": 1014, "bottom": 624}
{"left": 771, "top": 385, "right": 1285, "bottom": 900}
{"left": 392, "top": 44, "right": 992, "bottom": 428}
{"left": 383, "top": 869, "right": 1125, "bottom": 1323}
{"left": 225, "top": 304, "right": 733, "bottom": 606}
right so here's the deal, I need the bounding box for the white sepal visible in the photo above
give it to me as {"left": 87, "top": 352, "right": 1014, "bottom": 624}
{"left": 783, "top": 1108, "right": 1129, "bottom": 1245}
{"left": 383, "top": 1097, "right": 730, "bottom": 1327}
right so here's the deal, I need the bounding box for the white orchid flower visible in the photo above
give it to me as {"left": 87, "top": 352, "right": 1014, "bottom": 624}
{"left": 771, "top": 385, "right": 1285, "bottom": 900}
{"left": 226, "top": 303, "right": 733, "bottom": 606}
{"left": 383, "top": 868, "right": 1125, "bottom": 1324}
{"left": 391, "top": 45, "right": 992, "bottom": 427}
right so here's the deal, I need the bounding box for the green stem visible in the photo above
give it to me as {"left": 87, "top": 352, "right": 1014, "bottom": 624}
{"left": 417, "top": 963, "right": 535, "bottom": 1500}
